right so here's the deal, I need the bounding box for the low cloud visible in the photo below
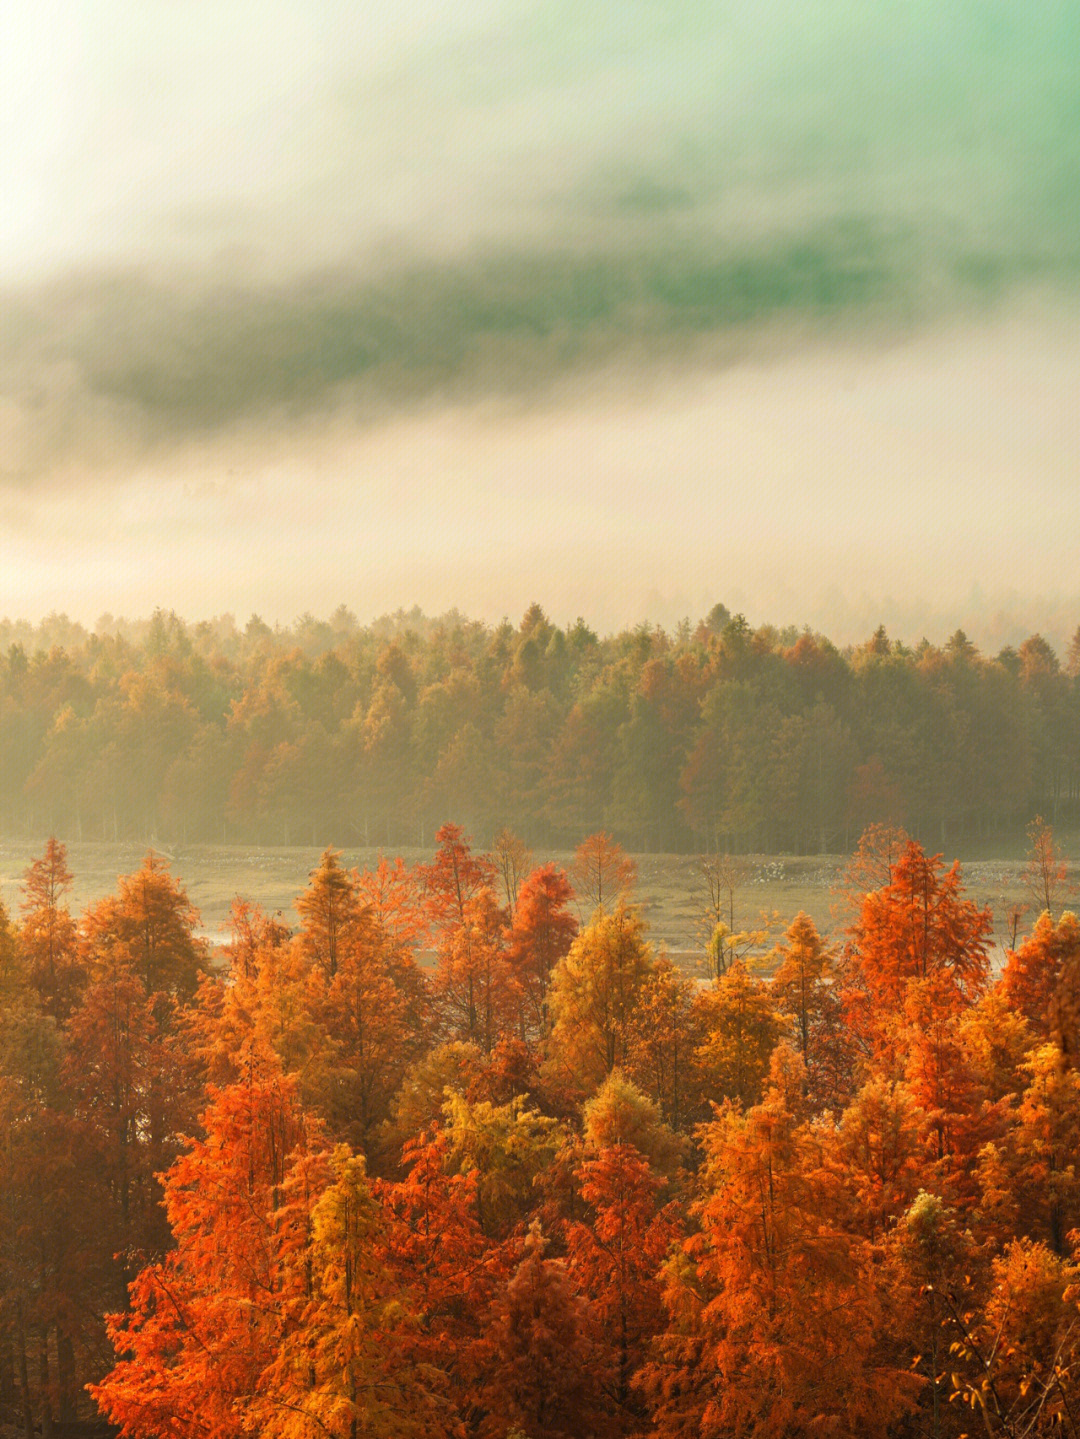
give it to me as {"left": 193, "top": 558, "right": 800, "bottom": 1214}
{"left": 1, "top": 0, "right": 1077, "bottom": 634}
{"left": 3, "top": 306, "right": 1079, "bottom": 648}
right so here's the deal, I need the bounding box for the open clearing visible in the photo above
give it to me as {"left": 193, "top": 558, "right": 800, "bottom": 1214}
{"left": 0, "top": 839, "right": 1064, "bottom": 971}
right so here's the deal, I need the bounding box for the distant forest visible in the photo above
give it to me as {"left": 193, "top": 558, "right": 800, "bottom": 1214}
{"left": 1, "top": 603, "right": 1078, "bottom": 852}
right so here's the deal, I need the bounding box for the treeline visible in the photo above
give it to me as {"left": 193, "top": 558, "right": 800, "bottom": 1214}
{"left": 4, "top": 824, "right": 1080, "bottom": 1437}
{"left": 2, "top": 603, "right": 1080, "bottom": 852}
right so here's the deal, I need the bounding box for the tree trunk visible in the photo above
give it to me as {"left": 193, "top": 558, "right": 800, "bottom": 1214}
{"left": 0, "top": 1333, "right": 15, "bottom": 1409}
{"left": 38, "top": 1331, "right": 54, "bottom": 1439}
{"left": 57, "top": 1330, "right": 77, "bottom": 1423}
{"left": 15, "top": 1302, "right": 33, "bottom": 1439}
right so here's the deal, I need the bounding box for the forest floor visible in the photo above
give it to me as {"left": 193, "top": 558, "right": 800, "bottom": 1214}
{"left": 0, "top": 839, "right": 1061, "bottom": 971}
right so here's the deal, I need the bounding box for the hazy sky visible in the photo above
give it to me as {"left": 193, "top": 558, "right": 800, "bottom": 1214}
{"left": 2, "top": 1, "right": 1078, "bottom": 644}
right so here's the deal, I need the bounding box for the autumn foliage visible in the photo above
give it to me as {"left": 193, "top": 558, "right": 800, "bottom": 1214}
{"left": 4, "top": 823, "right": 1080, "bottom": 1437}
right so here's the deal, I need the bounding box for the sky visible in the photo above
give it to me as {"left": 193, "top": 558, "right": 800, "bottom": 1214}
{"left": 1, "top": 1, "right": 1078, "bottom": 646}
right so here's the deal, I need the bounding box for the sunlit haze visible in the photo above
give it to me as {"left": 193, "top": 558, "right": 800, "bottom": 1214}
{"left": 3, "top": 1, "right": 1078, "bottom": 645}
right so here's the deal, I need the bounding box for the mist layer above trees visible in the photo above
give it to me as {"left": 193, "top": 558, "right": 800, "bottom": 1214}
{"left": 1, "top": 603, "right": 1077, "bottom": 853}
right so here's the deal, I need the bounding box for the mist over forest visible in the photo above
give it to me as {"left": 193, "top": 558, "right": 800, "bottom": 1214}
{"left": 0, "top": 602, "right": 1077, "bottom": 857}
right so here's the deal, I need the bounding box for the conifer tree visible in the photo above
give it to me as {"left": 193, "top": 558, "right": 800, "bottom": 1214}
{"left": 479, "top": 1221, "right": 609, "bottom": 1439}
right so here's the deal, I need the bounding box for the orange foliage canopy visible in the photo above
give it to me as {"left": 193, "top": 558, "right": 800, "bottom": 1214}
{"left": 640, "top": 1081, "right": 919, "bottom": 1438}
{"left": 91, "top": 1070, "right": 312, "bottom": 1439}
{"left": 844, "top": 840, "right": 991, "bottom": 1051}
{"left": 14, "top": 822, "right": 1080, "bottom": 1439}
{"left": 1002, "top": 910, "right": 1080, "bottom": 1037}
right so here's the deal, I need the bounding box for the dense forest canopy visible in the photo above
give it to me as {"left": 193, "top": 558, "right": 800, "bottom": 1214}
{"left": 4, "top": 1, "right": 1077, "bottom": 1428}
{"left": 3, "top": 825, "right": 1080, "bottom": 1437}
{"left": 1, "top": 604, "right": 1078, "bottom": 854}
